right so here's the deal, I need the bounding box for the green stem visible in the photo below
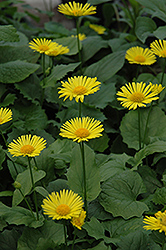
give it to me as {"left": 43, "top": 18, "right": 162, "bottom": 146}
{"left": 142, "top": 104, "right": 152, "bottom": 148}
{"left": 161, "top": 234, "right": 165, "bottom": 250}
{"left": 41, "top": 53, "right": 46, "bottom": 105}
{"left": 33, "top": 157, "right": 38, "bottom": 170}
{"left": 138, "top": 108, "right": 141, "bottom": 150}
{"left": 161, "top": 58, "right": 166, "bottom": 85}
{"left": 121, "top": 0, "right": 135, "bottom": 28}
{"left": 19, "top": 189, "right": 36, "bottom": 219}
{"left": 27, "top": 157, "right": 39, "bottom": 220}
{"left": 135, "top": 64, "right": 140, "bottom": 80}
{"left": 0, "top": 129, "right": 8, "bottom": 148}
{"left": 63, "top": 223, "right": 67, "bottom": 248}
{"left": 71, "top": 229, "right": 77, "bottom": 250}
{"left": 79, "top": 101, "right": 82, "bottom": 117}
{"left": 11, "top": 160, "right": 19, "bottom": 175}
{"left": 80, "top": 142, "right": 87, "bottom": 215}
{"left": 76, "top": 18, "right": 83, "bottom": 74}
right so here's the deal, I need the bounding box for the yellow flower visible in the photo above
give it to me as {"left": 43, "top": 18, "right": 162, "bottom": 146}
{"left": 71, "top": 33, "right": 87, "bottom": 41}
{"left": 117, "top": 82, "right": 159, "bottom": 110}
{"left": 45, "top": 43, "right": 69, "bottom": 57}
{"left": 150, "top": 40, "right": 166, "bottom": 58}
{"left": 59, "top": 117, "right": 104, "bottom": 143}
{"left": 29, "top": 38, "right": 57, "bottom": 54}
{"left": 71, "top": 209, "right": 86, "bottom": 230}
{"left": 149, "top": 83, "right": 165, "bottom": 95}
{"left": 58, "top": 76, "right": 101, "bottom": 103}
{"left": 58, "top": 1, "right": 96, "bottom": 17}
{"left": 125, "top": 46, "right": 156, "bottom": 65}
{"left": 89, "top": 24, "right": 106, "bottom": 34}
{"left": 143, "top": 210, "right": 166, "bottom": 235}
{"left": 8, "top": 135, "right": 47, "bottom": 157}
{"left": 41, "top": 189, "right": 84, "bottom": 220}
{"left": 0, "top": 107, "right": 12, "bottom": 125}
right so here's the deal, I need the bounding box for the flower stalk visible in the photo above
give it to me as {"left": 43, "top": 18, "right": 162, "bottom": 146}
{"left": 27, "top": 157, "right": 39, "bottom": 220}
{"left": 138, "top": 108, "right": 141, "bottom": 150}
{"left": 76, "top": 18, "right": 83, "bottom": 74}
{"left": 80, "top": 142, "right": 87, "bottom": 215}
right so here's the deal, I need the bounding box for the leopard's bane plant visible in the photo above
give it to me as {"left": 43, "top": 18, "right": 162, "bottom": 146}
{"left": 60, "top": 117, "right": 104, "bottom": 214}
{"left": 42, "top": 189, "right": 84, "bottom": 247}
{"left": 58, "top": 1, "right": 97, "bottom": 74}
{"left": 89, "top": 24, "right": 106, "bottom": 34}
{"left": 8, "top": 135, "right": 47, "bottom": 220}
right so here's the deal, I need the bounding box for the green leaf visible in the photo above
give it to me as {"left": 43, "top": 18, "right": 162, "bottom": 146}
{"left": 0, "top": 60, "right": 39, "bottom": 84}
{"left": 84, "top": 51, "right": 125, "bottom": 82}
{"left": 0, "top": 45, "right": 39, "bottom": 64}
{"left": 87, "top": 0, "right": 111, "bottom": 4}
{"left": 0, "top": 145, "right": 6, "bottom": 170}
{"left": 85, "top": 81, "right": 116, "bottom": 109}
{"left": 0, "top": 25, "right": 19, "bottom": 42}
{"left": 153, "top": 187, "right": 166, "bottom": 205}
{"left": 45, "top": 21, "right": 70, "bottom": 36}
{"left": 67, "top": 144, "right": 101, "bottom": 201}
{"left": 116, "top": 231, "right": 161, "bottom": 250}
{"left": 0, "top": 191, "right": 13, "bottom": 197}
{"left": 135, "top": 16, "right": 157, "bottom": 43}
{"left": 120, "top": 106, "right": 166, "bottom": 150}
{"left": 128, "top": 140, "right": 166, "bottom": 170}
{"left": 136, "top": 0, "right": 166, "bottom": 22}
{"left": 99, "top": 171, "right": 148, "bottom": 219}
{"left": 44, "top": 62, "right": 80, "bottom": 88}
{"left": 88, "top": 133, "right": 109, "bottom": 152}
{"left": 35, "top": 186, "right": 49, "bottom": 197}
{"left": 0, "top": 202, "right": 44, "bottom": 228}
{"left": 1, "top": 93, "right": 16, "bottom": 106}
{"left": 17, "top": 220, "right": 64, "bottom": 250}
{"left": 153, "top": 26, "right": 166, "bottom": 40}
{"left": 12, "top": 168, "right": 46, "bottom": 206}
{"left": 82, "top": 36, "right": 108, "bottom": 62}
{"left": 0, "top": 228, "right": 21, "bottom": 250}
{"left": 87, "top": 241, "right": 108, "bottom": 250}
{"left": 54, "top": 37, "right": 80, "bottom": 55}
{"left": 88, "top": 199, "right": 113, "bottom": 221}
{"left": 99, "top": 153, "right": 130, "bottom": 181}
{"left": 83, "top": 217, "right": 105, "bottom": 240}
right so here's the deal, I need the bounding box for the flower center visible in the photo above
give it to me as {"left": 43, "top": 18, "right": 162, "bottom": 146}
{"left": 73, "top": 217, "right": 81, "bottom": 226}
{"left": 73, "top": 86, "right": 87, "bottom": 95}
{"left": 134, "top": 55, "right": 146, "bottom": 62}
{"left": 20, "top": 145, "right": 35, "bottom": 154}
{"left": 75, "top": 128, "right": 90, "bottom": 138}
{"left": 38, "top": 45, "right": 49, "bottom": 51}
{"left": 72, "top": 10, "right": 82, "bottom": 16}
{"left": 130, "top": 92, "right": 145, "bottom": 103}
{"left": 56, "top": 204, "right": 70, "bottom": 216}
{"left": 162, "top": 49, "right": 166, "bottom": 57}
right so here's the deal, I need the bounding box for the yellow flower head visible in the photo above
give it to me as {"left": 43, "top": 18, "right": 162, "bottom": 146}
{"left": 8, "top": 135, "right": 47, "bottom": 157}
{"left": 58, "top": 76, "right": 101, "bottom": 103}
{"left": 149, "top": 83, "right": 165, "bottom": 95}
{"left": 150, "top": 39, "right": 166, "bottom": 58}
{"left": 71, "top": 33, "right": 87, "bottom": 41}
{"left": 117, "top": 82, "right": 159, "bottom": 110}
{"left": 143, "top": 210, "right": 166, "bottom": 235}
{"left": 89, "top": 24, "right": 106, "bottom": 34}
{"left": 29, "top": 38, "right": 57, "bottom": 54}
{"left": 125, "top": 46, "right": 156, "bottom": 65}
{"left": 59, "top": 117, "right": 104, "bottom": 143}
{"left": 58, "top": 1, "right": 96, "bottom": 17}
{"left": 71, "top": 209, "right": 86, "bottom": 230}
{"left": 0, "top": 107, "right": 12, "bottom": 125}
{"left": 45, "top": 43, "right": 69, "bottom": 57}
{"left": 41, "top": 189, "right": 84, "bottom": 220}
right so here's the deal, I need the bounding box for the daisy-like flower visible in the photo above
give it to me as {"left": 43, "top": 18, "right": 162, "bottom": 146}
{"left": 150, "top": 40, "right": 166, "bottom": 58}
{"left": 58, "top": 76, "right": 101, "bottom": 103}
{"left": 89, "top": 24, "right": 106, "bottom": 34}
{"left": 29, "top": 38, "right": 57, "bottom": 54}
{"left": 149, "top": 83, "right": 165, "bottom": 95}
{"left": 8, "top": 135, "right": 47, "bottom": 157}
{"left": 45, "top": 43, "right": 69, "bottom": 57}
{"left": 0, "top": 107, "right": 12, "bottom": 125}
{"left": 143, "top": 210, "right": 166, "bottom": 235}
{"left": 71, "top": 33, "right": 87, "bottom": 41}
{"left": 117, "top": 82, "right": 159, "bottom": 110}
{"left": 71, "top": 209, "right": 86, "bottom": 230}
{"left": 59, "top": 117, "right": 104, "bottom": 143}
{"left": 58, "top": 1, "right": 96, "bottom": 17}
{"left": 125, "top": 46, "right": 156, "bottom": 65}
{"left": 41, "top": 189, "right": 84, "bottom": 220}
